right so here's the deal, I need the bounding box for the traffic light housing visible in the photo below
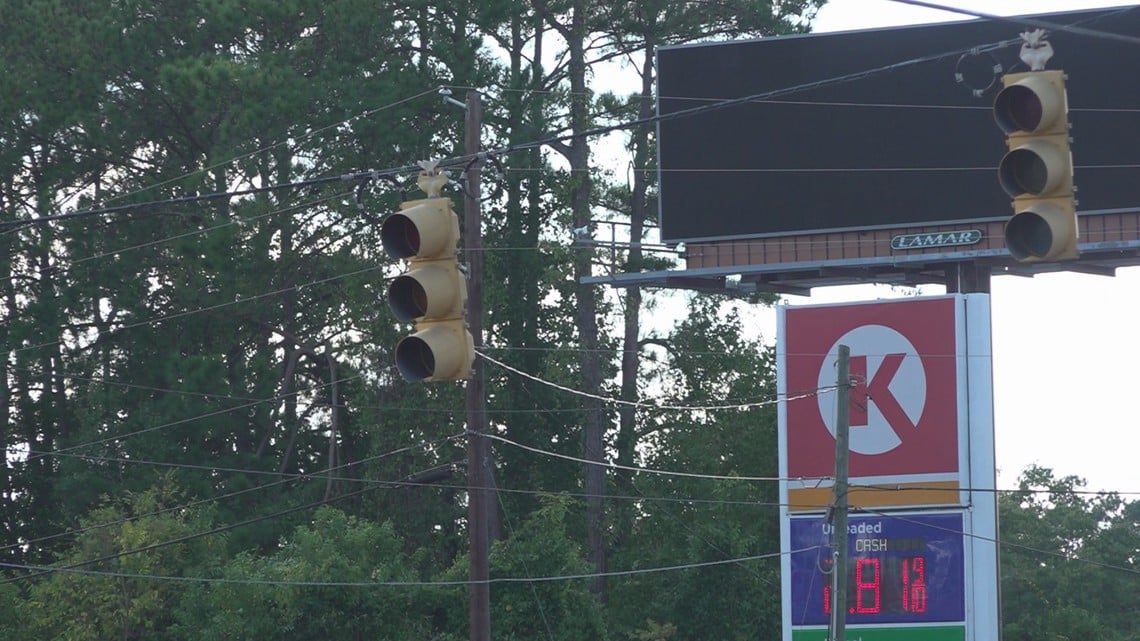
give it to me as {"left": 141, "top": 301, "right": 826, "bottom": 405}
{"left": 381, "top": 196, "right": 474, "bottom": 382}
{"left": 993, "top": 69, "right": 1077, "bottom": 262}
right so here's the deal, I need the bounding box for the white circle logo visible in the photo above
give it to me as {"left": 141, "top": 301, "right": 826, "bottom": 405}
{"left": 816, "top": 324, "right": 927, "bottom": 455}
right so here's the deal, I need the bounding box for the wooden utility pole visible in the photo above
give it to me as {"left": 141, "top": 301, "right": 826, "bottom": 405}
{"left": 829, "top": 345, "right": 851, "bottom": 641}
{"left": 463, "top": 90, "right": 491, "bottom": 641}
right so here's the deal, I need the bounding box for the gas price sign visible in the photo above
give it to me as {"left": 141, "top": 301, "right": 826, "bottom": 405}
{"left": 788, "top": 512, "right": 965, "bottom": 626}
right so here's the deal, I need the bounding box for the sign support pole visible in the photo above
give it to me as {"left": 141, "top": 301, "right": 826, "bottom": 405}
{"left": 829, "top": 344, "right": 851, "bottom": 641}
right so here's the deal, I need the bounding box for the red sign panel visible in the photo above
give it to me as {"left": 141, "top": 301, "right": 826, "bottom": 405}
{"left": 783, "top": 297, "right": 960, "bottom": 480}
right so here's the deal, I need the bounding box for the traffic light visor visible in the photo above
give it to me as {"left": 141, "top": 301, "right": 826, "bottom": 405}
{"left": 380, "top": 214, "right": 421, "bottom": 258}
{"left": 993, "top": 72, "right": 1066, "bottom": 134}
{"left": 1004, "top": 201, "right": 1076, "bottom": 261}
{"left": 998, "top": 139, "right": 1069, "bottom": 198}
{"left": 995, "top": 85, "right": 1043, "bottom": 133}
{"left": 394, "top": 334, "right": 435, "bottom": 381}
{"left": 386, "top": 263, "right": 466, "bottom": 322}
{"left": 394, "top": 324, "right": 474, "bottom": 382}
{"left": 388, "top": 274, "right": 429, "bottom": 322}
{"left": 380, "top": 199, "right": 458, "bottom": 259}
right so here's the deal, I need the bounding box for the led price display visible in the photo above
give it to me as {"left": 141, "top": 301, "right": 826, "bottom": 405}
{"left": 789, "top": 512, "right": 966, "bottom": 626}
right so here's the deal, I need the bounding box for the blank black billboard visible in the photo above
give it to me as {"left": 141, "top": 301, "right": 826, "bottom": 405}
{"left": 656, "top": 6, "right": 1140, "bottom": 243}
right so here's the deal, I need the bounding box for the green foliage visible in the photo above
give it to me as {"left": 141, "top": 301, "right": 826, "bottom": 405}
{"left": 173, "top": 507, "right": 438, "bottom": 641}
{"left": 18, "top": 481, "right": 223, "bottom": 641}
{"left": 1000, "top": 466, "right": 1140, "bottom": 641}
{"left": 606, "top": 298, "right": 783, "bottom": 639}
{"left": 439, "top": 497, "right": 609, "bottom": 641}
{"left": 0, "top": 582, "right": 21, "bottom": 638}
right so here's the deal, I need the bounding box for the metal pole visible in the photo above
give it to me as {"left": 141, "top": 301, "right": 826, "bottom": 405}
{"left": 830, "top": 345, "right": 851, "bottom": 641}
{"left": 463, "top": 90, "right": 491, "bottom": 641}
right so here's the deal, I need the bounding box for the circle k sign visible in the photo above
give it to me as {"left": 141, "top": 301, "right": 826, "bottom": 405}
{"left": 781, "top": 297, "right": 962, "bottom": 480}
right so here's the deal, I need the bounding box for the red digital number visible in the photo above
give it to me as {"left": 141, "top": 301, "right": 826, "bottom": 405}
{"left": 823, "top": 555, "right": 929, "bottom": 617}
{"left": 855, "top": 558, "right": 881, "bottom": 614}
{"left": 908, "top": 556, "right": 927, "bottom": 613}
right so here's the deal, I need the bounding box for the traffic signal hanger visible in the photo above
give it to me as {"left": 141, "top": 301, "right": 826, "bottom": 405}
{"left": 993, "top": 29, "right": 1077, "bottom": 263}
{"left": 380, "top": 165, "right": 475, "bottom": 382}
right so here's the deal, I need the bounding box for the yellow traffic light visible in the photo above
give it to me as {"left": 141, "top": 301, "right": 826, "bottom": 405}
{"left": 381, "top": 197, "right": 474, "bottom": 382}
{"left": 993, "top": 69, "right": 1077, "bottom": 262}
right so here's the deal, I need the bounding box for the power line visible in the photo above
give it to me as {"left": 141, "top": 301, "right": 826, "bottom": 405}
{"left": 4, "top": 90, "right": 442, "bottom": 275}
{"left": 10, "top": 262, "right": 386, "bottom": 357}
{"left": 481, "top": 431, "right": 797, "bottom": 483}
{"left": 2, "top": 435, "right": 461, "bottom": 555}
{"left": 477, "top": 349, "right": 832, "bottom": 411}
{"left": 9, "top": 322, "right": 793, "bottom": 461}
{"left": 4, "top": 12, "right": 1133, "bottom": 348}
{"left": 99, "top": 88, "right": 441, "bottom": 206}
{"left": 477, "top": 431, "right": 1140, "bottom": 498}
{"left": 7, "top": 365, "right": 785, "bottom": 415}
{"left": 856, "top": 506, "right": 1140, "bottom": 578}
{"left": 0, "top": 29, "right": 1035, "bottom": 234}
{"left": 885, "top": 0, "right": 1140, "bottom": 47}
{"left": 0, "top": 546, "right": 813, "bottom": 587}
{"left": 12, "top": 455, "right": 1135, "bottom": 587}
{"left": 8, "top": 4, "right": 1140, "bottom": 239}
{"left": 17, "top": 447, "right": 809, "bottom": 510}
{"left": 51, "top": 188, "right": 355, "bottom": 277}
{"left": 0, "top": 488, "right": 363, "bottom": 585}
{"left": 0, "top": 450, "right": 470, "bottom": 586}
{"left": 625, "top": 473, "right": 781, "bottom": 590}
{"left": 509, "top": 163, "right": 1140, "bottom": 173}
{"left": 847, "top": 479, "right": 1140, "bottom": 498}
{"left": 0, "top": 172, "right": 389, "bottom": 231}
{"left": 493, "top": 493, "right": 558, "bottom": 641}
{"left": 17, "top": 372, "right": 363, "bottom": 462}
{"left": 1, "top": 84, "right": 444, "bottom": 232}
{"left": 23, "top": 446, "right": 460, "bottom": 488}
{"left": 22, "top": 444, "right": 1135, "bottom": 506}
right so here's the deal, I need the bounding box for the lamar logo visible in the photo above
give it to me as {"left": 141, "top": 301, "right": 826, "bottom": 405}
{"left": 890, "top": 230, "right": 982, "bottom": 250}
{"left": 815, "top": 325, "right": 926, "bottom": 455}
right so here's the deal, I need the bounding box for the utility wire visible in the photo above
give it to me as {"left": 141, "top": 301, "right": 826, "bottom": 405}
{"left": 0, "top": 450, "right": 470, "bottom": 586}
{"left": 21, "top": 444, "right": 1133, "bottom": 505}
{"left": 6, "top": 19, "right": 1135, "bottom": 357}
{"left": 494, "top": 493, "right": 558, "bottom": 641}
{"left": 481, "top": 431, "right": 801, "bottom": 483}
{"left": 14, "top": 453, "right": 1134, "bottom": 587}
{"left": 0, "top": 546, "right": 814, "bottom": 587}
{"left": 2, "top": 435, "right": 461, "bottom": 555}
{"left": 0, "top": 174, "right": 381, "bottom": 231}
{"left": 23, "top": 447, "right": 460, "bottom": 489}
{"left": 10, "top": 262, "right": 386, "bottom": 357}
{"left": 2, "top": 86, "right": 441, "bottom": 232}
{"left": 855, "top": 506, "right": 1140, "bottom": 577}
{"left": 0, "top": 486, "right": 369, "bottom": 585}
{"left": 845, "top": 479, "right": 1140, "bottom": 498}
{"left": 53, "top": 188, "right": 355, "bottom": 276}
{"left": 100, "top": 88, "right": 441, "bottom": 206}
{"left": 626, "top": 473, "right": 781, "bottom": 589}
{"left": 6, "top": 341, "right": 800, "bottom": 463}
{"left": 478, "top": 432, "right": 1140, "bottom": 497}
{"left": 7, "top": 3, "right": 1140, "bottom": 235}
{"left": 885, "top": 0, "right": 1140, "bottom": 47}
{"left": 478, "top": 349, "right": 833, "bottom": 411}
{"left": 0, "top": 30, "right": 1038, "bottom": 232}
{"left": 26, "top": 448, "right": 805, "bottom": 511}
{"left": 16, "top": 371, "right": 363, "bottom": 462}
{"left": 10, "top": 502, "right": 1139, "bottom": 588}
